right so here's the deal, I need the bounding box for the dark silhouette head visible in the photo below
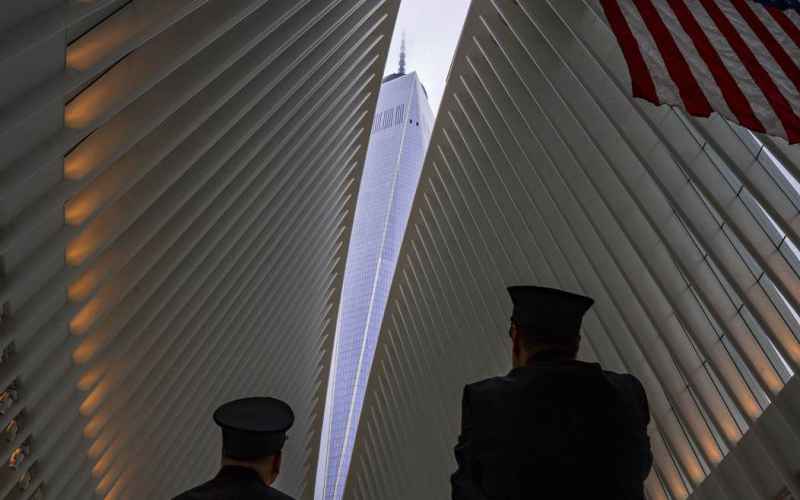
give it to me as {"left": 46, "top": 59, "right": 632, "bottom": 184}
{"left": 506, "top": 286, "right": 594, "bottom": 367}
{"left": 214, "top": 397, "right": 294, "bottom": 486}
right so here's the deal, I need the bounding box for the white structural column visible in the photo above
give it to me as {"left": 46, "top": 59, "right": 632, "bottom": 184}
{"left": 345, "top": 1, "right": 800, "bottom": 499}
{"left": 317, "top": 71, "right": 434, "bottom": 500}
{"left": 0, "top": 0, "right": 399, "bottom": 499}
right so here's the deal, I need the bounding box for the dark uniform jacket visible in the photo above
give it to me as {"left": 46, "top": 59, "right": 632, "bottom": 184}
{"left": 451, "top": 358, "right": 652, "bottom": 500}
{"left": 173, "top": 466, "right": 295, "bottom": 500}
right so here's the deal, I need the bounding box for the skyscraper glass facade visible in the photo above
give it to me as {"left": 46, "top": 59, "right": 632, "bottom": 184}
{"left": 316, "top": 70, "right": 434, "bottom": 500}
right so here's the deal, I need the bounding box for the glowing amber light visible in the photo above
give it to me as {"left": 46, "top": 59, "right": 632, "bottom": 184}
{"left": 80, "top": 382, "right": 108, "bottom": 416}
{"left": 66, "top": 237, "right": 96, "bottom": 267}
{"left": 728, "top": 379, "right": 762, "bottom": 419}
{"left": 69, "top": 270, "right": 102, "bottom": 303}
{"left": 105, "top": 476, "right": 127, "bottom": 500}
{"left": 745, "top": 347, "right": 784, "bottom": 396}
{"left": 65, "top": 196, "right": 97, "bottom": 225}
{"left": 80, "top": 390, "right": 104, "bottom": 417}
{"left": 787, "top": 341, "right": 800, "bottom": 365}
{"left": 763, "top": 369, "right": 784, "bottom": 396}
{"left": 66, "top": 13, "right": 136, "bottom": 72}
{"left": 74, "top": 338, "right": 99, "bottom": 365}
{"left": 65, "top": 81, "right": 116, "bottom": 129}
{"left": 66, "top": 173, "right": 122, "bottom": 224}
{"left": 739, "top": 395, "right": 760, "bottom": 419}
{"left": 65, "top": 103, "right": 95, "bottom": 130}
{"left": 92, "top": 448, "right": 114, "bottom": 477}
{"left": 70, "top": 298, "right": 102, "bottom": 335}
{"left": 88, "top": 431, "right": 110, "bottom": 457}
{"left": 84, "top": 415, "right": 107, "bottom": 440}
{"left": 706, "top": 444, "right": 723, "bottom": 465}
{"left": 686, "top": 461, "right": 705, "bottom": 485}
{"left": 668, "top": 476, "right": 689, "bottom": 500}
{"left": 78, "top": 366, "right": 105, "bottom": 391}
{"left": 692, "top": 423, "right": 724, "bottom": 465}
{"left": 67, "top": 41, "right": 104, "bottom": 72}
{"left": 96, "top": 472, "right": 116, "bottom": 495}
{"left": 64, "top": 148, "right": 96, "bottom": 180}
{"left": 721, "top": 420, "right": 742, "bottom": 443}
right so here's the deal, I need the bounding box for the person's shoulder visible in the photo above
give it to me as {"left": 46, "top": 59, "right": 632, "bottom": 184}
{"left": 603, "top": 369, "right": 649, "bottom": 415}
{"left": 462, "top": 373, "right": 523, "bottom": 408}
{"left": 172, "top": 484, "right": 224, "bottom": 500}
{"left": 603, "top": 370, "right": 645, "bottom": 393}
{"left": 267, "top": 486, "right": 296, "bottom": 499}
{"left": 172, "top": 493, "right": 203, "bottom": 500}
{"left": 171, "top": 480, "right": 215, "bottom": 500}
{"left": 171, "top": 488, "right": 203, "bottom": 500}
{"left": 465, "top": 374, "right": 512, "bottom": 395}
{"left": 172, "top": 472, "right": 253, "bottom": 499}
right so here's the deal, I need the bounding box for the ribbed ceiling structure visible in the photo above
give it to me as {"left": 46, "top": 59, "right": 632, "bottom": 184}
{"left": 346, "top": 1, "right": 800, "bottom": 499}
{"left": 0, "top": 0, "right": 398, "bottom": 498}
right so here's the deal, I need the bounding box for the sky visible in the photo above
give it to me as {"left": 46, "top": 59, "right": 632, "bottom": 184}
{"left": 383, "top": 0, "right": 472, "bottom": 113}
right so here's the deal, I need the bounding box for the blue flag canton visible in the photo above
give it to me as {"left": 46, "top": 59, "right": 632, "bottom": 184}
{"left": 752, "top": 0, "right": 800, "bottom": 11}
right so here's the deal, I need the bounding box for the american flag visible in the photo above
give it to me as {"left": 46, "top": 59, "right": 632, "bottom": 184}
{"left": 600, "top": 0, "right": 800, "bottom": 143}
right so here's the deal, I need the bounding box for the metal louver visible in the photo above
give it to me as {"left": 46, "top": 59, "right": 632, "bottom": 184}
{"left": 346, "top": 1, "right": 800, "bottom": 499}
{"left": 0, "top": 0, "right": 399, "bottom": 498}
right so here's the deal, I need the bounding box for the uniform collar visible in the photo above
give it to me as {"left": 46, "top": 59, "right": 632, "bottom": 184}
{"left": 527, "top": 351, "right": 575, "bottom": 364}
{"left": 508, "top": 359, "right": 601, "bottom": 376}
{"left": 217, "top": 465, "right": 265, "bottom": 484}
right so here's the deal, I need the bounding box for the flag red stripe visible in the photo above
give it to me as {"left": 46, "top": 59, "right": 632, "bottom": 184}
{"left": 766, "top": 6, "right": 800, "bottom": 51}
{"left": 633, "top": 0, "right": 713, "bottom": 116}
{"left": 600, "top": 0, "right": 660, "bottom": 104}
{"left": 666, "top": 0, "right": 765, "bottom": 131}
{"left": 698, "top": 0, "right": 800, "bottom": 142}
{"left": 731, "top": 0, "right": 800, "bottom": 93}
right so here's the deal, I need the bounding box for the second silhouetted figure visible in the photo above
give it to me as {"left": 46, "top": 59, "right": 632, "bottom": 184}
{"left": 173, "top": 397, "right": 296, "bottom": 499}
{"left": 451, "top": 286, "right": 653, "bottom": 500}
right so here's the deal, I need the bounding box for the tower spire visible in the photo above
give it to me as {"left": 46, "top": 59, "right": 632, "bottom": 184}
{"left": 399, "top": 31, "right": 406, "bottom": 75}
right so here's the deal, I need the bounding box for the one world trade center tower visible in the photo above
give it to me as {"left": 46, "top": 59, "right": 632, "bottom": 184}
{"left": 316, "top": 40, "right": 434, "bottom": 500}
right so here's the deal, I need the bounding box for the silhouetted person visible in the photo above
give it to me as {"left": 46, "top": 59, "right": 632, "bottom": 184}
{"left": 451, "top": 286, "right": 652, "bottom": 499}
{"left": 173, "top": 397, "right": 295, "bottom": 499}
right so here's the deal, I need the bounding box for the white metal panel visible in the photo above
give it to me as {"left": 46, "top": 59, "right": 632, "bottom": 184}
{"left": 346, "top": 1, "right": 800, "bottom": 499}
{"left": 0, "top": 0, "right": 399, "bottom": 498}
